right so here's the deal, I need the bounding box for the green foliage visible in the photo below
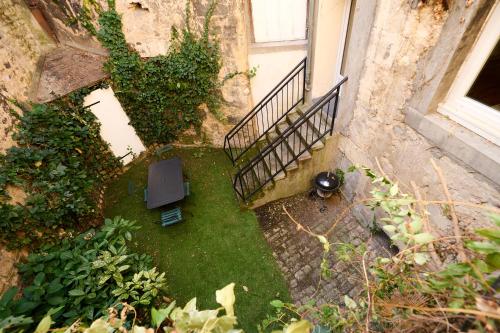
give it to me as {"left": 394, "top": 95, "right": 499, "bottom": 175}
{"left": 0, "top": 217, "right": 166, "bottom": 328}
{"left": 0, "top": 87, "right": 121, "bottom": 248}
{"left": 104, "top": 147, "right": 291, "bottom": 331}
{"left": 4, "top": 284, "right": 245, "bottom": 333}
{"left": 348, "top": 165, "right": 433, "bottom": 265}
{"left": 96, "top": 0, "right": 222, "bottom": 146}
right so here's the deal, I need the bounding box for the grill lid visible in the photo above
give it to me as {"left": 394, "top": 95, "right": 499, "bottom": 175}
{"left": 315, "top": 172, "right": 339, "bottom": 192}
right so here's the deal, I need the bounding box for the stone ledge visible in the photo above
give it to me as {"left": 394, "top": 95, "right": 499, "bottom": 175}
{"left": 405, "top": 107, "right": 500, "bottom": 185}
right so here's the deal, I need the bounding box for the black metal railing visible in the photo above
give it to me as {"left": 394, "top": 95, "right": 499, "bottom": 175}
{"left": 224, "top": 58, "right": 307, "bottom": 165}
{"left": 232, "top": 77, "right": 348, "bottom": 202}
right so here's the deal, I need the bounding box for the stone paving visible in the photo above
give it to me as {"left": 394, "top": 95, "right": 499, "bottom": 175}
{"left": 255, "top": 192, "right": 394, "bottom": 305}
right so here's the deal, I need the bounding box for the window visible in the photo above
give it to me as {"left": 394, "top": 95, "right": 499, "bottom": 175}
{"left": 250, "top": 0, "right": 307, "bottom": 43}
{"left": 438, "top": 3, "right": 500, "bottom": 146}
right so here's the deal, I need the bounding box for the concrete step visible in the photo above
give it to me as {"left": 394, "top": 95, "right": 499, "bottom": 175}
{"left": 261, "top": 144, "right": 286, "bottom": 181}
{"left": 276, "top": 122, "right": 312, "bottom": 162}
{"left": 287, "top": 112, "right": 325, "bottom": 150}
{"left": 234, "top": 160, "right": 273, "bottom": 199}
{"left": 297, "top": 107, "right": 334, "bottom": 140}
{"left": 267, "top": 130, "right": 299, "bottom": 171}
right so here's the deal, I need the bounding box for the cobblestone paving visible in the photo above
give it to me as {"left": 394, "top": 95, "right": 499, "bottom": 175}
{"left": 255, "top": 192, "right": 394, "bottom": 305}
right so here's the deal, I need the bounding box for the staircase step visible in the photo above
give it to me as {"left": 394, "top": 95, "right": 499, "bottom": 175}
{"left": 297, "top": 108, "right": 334, "bottom": 139}
{"left": 287, "top": 112, "right": 325, "bottom": 150}
{"left": 261, "top": 146, "right": 286, "bottom": 181}
{"left": 251, "top": 161, "right": 271, "bottom": 187}
{"left": 267, "top": 130, "right": 298, "bottom": 171}
{"left": 276, "top": 123, "right": 312, "bottom": 162}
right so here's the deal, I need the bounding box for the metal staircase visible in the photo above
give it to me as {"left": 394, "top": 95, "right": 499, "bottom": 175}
{"left": 224, "top": 58, "right": 307, "bottom": 164}
{"left": 224, "top": 58, "right": 348, "bottom": 202}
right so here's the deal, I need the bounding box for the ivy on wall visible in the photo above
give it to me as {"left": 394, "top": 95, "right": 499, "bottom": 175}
{"left": 96, "top": 0, "right": 222, "bottom": 146}
{"left": 0, "top": 84, "right": 121, "bottom": 248}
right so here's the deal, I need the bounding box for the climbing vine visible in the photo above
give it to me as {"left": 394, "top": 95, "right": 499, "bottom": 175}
{"left": 0, "top": 84, "right": 121, "bottom": 248}
{"left": 96, "top": 0, "right": 222, "bottom": 146}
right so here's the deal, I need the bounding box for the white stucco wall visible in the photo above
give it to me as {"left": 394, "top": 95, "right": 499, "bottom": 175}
{"left": 310, "top": 0, "right": 348, "bottom": 99}
{"left": 249, "top": 48, "right": 307, "bottom": 104}
{"left": 84, "top": 87, "right": 146, "bottom": 164}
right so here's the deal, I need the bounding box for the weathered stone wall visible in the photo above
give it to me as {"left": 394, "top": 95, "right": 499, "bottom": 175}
{"left": 111, "top": 0, "right": 251, "bottom": 146}
{"left": 32, "top": 0, "right": 251, "bottom": 146}
{"left": 0, "top": 0, "right": 54, "bottom": 153}
{"left": 336, "top": 0, "right": 500, "bottom": 242}
{"left": 34, "top": 0, "right": 104, "bottom": 52}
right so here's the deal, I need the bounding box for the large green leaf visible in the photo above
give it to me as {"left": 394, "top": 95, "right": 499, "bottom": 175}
{"left": 68, "top": 289, "right": 85, "bottom": 297}
{"left": 151, "top": 301, "right": 176, "bottom": 328}
{"left": 486, "top": 252, "right": 500, "bottom": 269}
{"left": 216, "top": 283, "right": 235, "bottom": 317}
{"left": 14, "top": 300, "right": 38, "bottom": 314}
{"left": 0, "top": 287, "right": 18, "bottom": 307}
{"left": 34, "top": 315, "right": 51, "bottom": 333}
{"left": 285, "top": 320, "right": 313, "bottom": 333}
{"left": 466, "top": 241, "right": 498, "bottom": 254}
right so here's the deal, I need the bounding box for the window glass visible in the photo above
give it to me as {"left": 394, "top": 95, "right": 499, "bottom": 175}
{"left": 251, "top": 0, "right": 307, "bottom": 43}
{"left": 467, "top": 39, "right": 500, "bottom": 110}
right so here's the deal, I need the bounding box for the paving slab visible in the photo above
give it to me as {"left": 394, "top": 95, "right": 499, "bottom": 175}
{"left": 255, "top": 192, "right": 394, "bottom": 305}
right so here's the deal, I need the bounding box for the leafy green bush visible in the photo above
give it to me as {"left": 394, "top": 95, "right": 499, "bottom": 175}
{"left": 0, "top": 217, "right": 166, "bottom": 327}
{"left": 1, "top": 283, "right": 313, "bottom": 333}
{"left": 96, "top": 0, "right": 222, "bottom": 146}
{"left": 0, "top": 87, "right": 121, "bottom": 248}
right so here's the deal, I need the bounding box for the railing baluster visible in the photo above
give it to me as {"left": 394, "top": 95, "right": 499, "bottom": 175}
{"left": 224, "top": 58, "right": 307, "bottom": 164}
{"left": 231, "top": 77, "right": 348, "bottom": 202}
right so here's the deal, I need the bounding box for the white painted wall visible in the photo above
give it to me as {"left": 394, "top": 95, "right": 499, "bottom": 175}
{"left": 84, "top": 87, "right": 146, "bottom": 164}
{"left": 249, "top": 48, "right": 307, "bottom": 104}
{"left": 310, "top": 0, "right": 348, "bottom": 99}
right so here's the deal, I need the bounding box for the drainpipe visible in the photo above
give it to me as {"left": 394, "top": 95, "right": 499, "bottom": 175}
{"left": 305, "top": 0, "right": 317, "bottom": 103}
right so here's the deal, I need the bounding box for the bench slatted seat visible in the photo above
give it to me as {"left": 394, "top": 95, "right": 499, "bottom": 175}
{"left": 161, "top": 207, "right": 182, "bottom": 227}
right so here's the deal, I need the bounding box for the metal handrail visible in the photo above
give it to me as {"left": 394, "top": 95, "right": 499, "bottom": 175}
{"left": 232, "top": 77, "right": 348, "bottom": 202}
{"left": 223, "top": 58, "right": 307, "bottom": 165}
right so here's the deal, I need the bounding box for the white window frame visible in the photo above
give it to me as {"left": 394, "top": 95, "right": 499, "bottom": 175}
{"left": 437, "top": 2, "right": 500, "bottom": 146}
{"left": 335, "top": 0, "right": 352, "bottom": 84}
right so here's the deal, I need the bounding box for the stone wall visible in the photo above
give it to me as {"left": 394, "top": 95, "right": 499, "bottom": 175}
{"left": 336, "top": 0, "right": 500, "bottom": 244}
{"left": 111, "top": 0, "right": 252, "bottom": 146}
{"left": 0, "top": 0, "right": 54, "bottom": 153}
{"left": 32, "top": 0, "right": 252, "bottom": 146}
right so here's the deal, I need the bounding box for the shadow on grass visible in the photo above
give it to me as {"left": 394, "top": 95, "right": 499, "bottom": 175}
{"left": 104, "top": 147, "right": 291, "bottom": 332}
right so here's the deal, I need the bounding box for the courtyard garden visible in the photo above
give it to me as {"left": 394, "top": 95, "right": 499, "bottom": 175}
{"left": 104, "top": 147, "right": 290, "bottom": 331}
{"left": 0, "top": 0, "right": 499, "bottom": 332}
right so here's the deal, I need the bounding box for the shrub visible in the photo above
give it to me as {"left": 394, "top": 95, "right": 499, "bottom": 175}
{"left": 0, "top": 86, "right": 121, "bottom": 248}
{"left": 0, "top": 217, "right": 166, "bottom": 327}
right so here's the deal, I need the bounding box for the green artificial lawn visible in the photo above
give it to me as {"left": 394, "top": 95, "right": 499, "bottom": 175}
{"left": 105, "top": 147, "right": 290, "bottom": 332}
